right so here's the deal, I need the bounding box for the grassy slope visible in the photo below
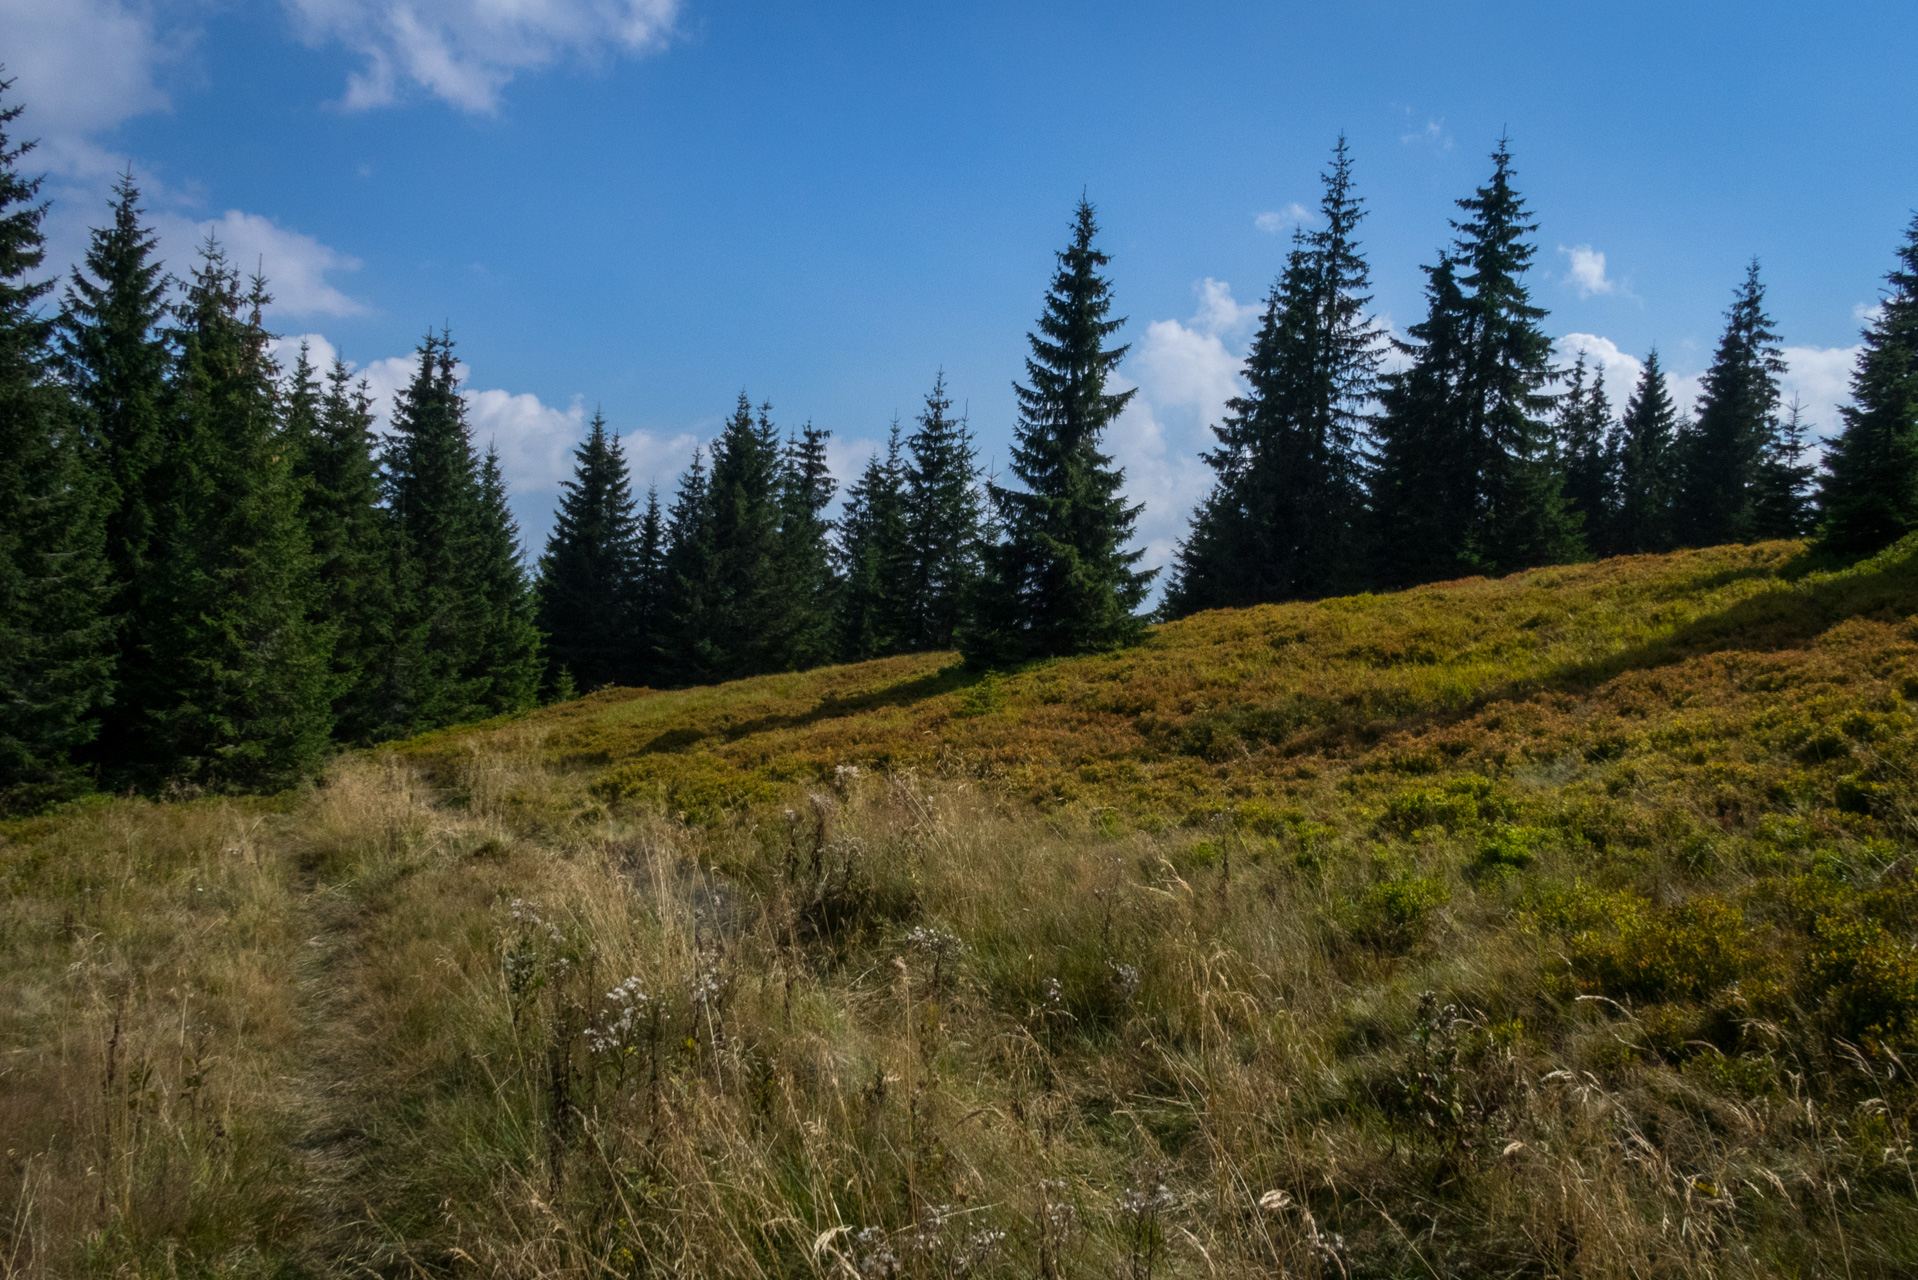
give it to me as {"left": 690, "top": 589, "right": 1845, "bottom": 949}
{"left": 421, "top": 539, "right": 1914, "bottom": 829}
{"left": 4, "top": 538, "right": 1917, "bottom": 1279}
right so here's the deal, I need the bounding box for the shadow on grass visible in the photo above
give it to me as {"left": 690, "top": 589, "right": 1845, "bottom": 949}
{"left": 629, "top": 663, "right": 983, "bottom": 757}
{"left": 1549, "top": 534, "right": 1918, "bottom": 692}
{"left": 1173, "top": 538, "right": 1918, "bottom": 763}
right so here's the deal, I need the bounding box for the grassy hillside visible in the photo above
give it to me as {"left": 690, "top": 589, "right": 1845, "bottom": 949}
{"left": 5, "top": 538, "right": 1918, "bottom": 1278}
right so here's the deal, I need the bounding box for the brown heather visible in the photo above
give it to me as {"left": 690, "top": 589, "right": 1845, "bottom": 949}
{"left": 5, "top": 537, "right": 1918, "bottom": 1278}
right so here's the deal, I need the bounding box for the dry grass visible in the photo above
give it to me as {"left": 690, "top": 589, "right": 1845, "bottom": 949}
{"left": 5, "top": 538, "right": 1918, "bottom": 1277}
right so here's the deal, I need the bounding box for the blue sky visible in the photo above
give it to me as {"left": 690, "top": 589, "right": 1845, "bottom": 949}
{"left": 7, "top": 0, "right": 1916, "bottom": 575}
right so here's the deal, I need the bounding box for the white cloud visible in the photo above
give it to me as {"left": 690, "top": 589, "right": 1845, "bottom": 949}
{"left": 157, "top": 209, "right": 368, "bottom": 317}
{"left": 466, "top": 386, "right": 589, "bottom": 489}
{"left": 1109, "top": 279, "right": 1255, "bottom": 589}
{"left": 1556, "top": 330, "right": 1862, "bottom": 446}
{"left": 285, "top": 0, "right": 680, "bottom": 112}
{"left": 1554, "top": 333, "right": 1642, "bottom": 393}
{"left": 1780, "top": 344, "right": 1859, "bottom": 441}
{"left": 1400, "top": 117, "right": 1451, "bottom": 149}
{"left": 0, "top": 2, "right": 373, "bottom": 321}
{"left": 0, "top": 0, "right": 174, "bottom": 175}
{"left": 1254, "top": 203, "right": 1311, "bottom": 234}
{"left": 284, "top": 341, "right": 709, "bottom": 549}
{"left": 265, "top": 331, "right": 341, "bottom": 375}
{"left": 623, "top": 426, "right": 702, "bottom": 494}
{"left": 1559, "top": 244, "right": 1617, "bottom": 298}
{"left": 1189, "top": 276, "right": 1259, "bottom": 338}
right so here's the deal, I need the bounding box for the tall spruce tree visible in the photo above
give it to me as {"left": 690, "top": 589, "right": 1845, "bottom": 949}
{"left": 658, "top": 446, "right": 720, "bottom": 684}
{"left": 1369, "top": 254, "right": 1478, "bottom": 585}
{"left": 834, "top": 424, "right": 909, "bottom": 662}
{"left": 377, "top": 331, "right": 489, "bottom": 734}
{"left": 960, "top": 199, "right": 1153, "bottom": 666}
{"left": 1371, "top": 140, "right": 1579, "bottom": 582}
{"left": 0, "top": 86, "right": 112, "bottom": 807}
{"left": 1613, "top": 349, "right": 1681, "bottom": 555}
{"left": 57, "top": 170, "right": 169, "bottom": 770}
{"left": 1558, "top": 351, "right": 1615, "bottom": 556}
{"left": 138, "top": 254, "right": 330, "bottom": 787}
{"left": 1752, "top": 396, "right": 1817, "bottom": 539}
{"left": 1818, "top": 216, "right": 1918, "bottom": 556}
{"left": 59, "top": 172, "right": 168, "bottom": 597}
{"left": 1168, "top": 137, "right": 1379, "bottom": 614}
{"left": 702, "top": 395, "right": 790, "bottom": 679}
{"left": 536, "top": 411, "right": 641, "bottom": 691}
{"left": 779, "top": 420, "right": 838, "bottom": 670}
{"left": 1676, "top": 261, "right": 1786, "bottom": 546}
{"left": 1453, "top": 139, "right": 1580, "bottom": 572}
{"left": 901, "top": 374, "right": 985, "bottom": 650}
{"left": 632, "top": 484, "right": 666, "bottom": 684}
{"left": 470, "top": 445, "right": 542, "bottom": 713}
{"left": 287, "top": 353, "right": 392, "bottom": 744}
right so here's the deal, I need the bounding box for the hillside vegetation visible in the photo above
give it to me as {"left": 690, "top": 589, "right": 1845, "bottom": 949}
{"left": 6, "top": 538, "right": 1918, "bottom": 1278}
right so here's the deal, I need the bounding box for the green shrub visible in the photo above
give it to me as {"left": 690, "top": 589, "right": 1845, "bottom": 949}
{"left": 591, "top": 753, "right": 782, "bottom": 822}
{"left": 955, "top": 670, "right": 1006, "bottom": 717}
{"left": 1562, "top": 891, "right": 1755, "bottom": 1002}
{"left": 1836, "top": 773, "right": 1889, "bottom": 815}
{"left": 1173, "top": 838, "right": 1220, "bottom": 873}
{"left": 1352, "top": 874, "right": 1449, "bottom": 951}
{"left": 1473, "top": 825, "right": 1550, "bottom": 876}
{"left": 1804, "top": 915, "right": 1918, "bottom": 1044}
{"left": 1233, "top": 800, "right": 1298, "bottom": 836}
{"left": 1383, "top": 775, "right": 1508, "bottom": 835}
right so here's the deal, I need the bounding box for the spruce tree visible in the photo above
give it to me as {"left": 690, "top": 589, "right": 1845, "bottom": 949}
{"left": 632, "top": 484, "right": 666, "bottom": 684}
{"left": 779, "top": 420, "right": 838, "bottom": 669}
{"left": 57, "top": 170, "right": 168, "bottom": 770}
{"left": 703, "top": 395, "right": 790, "bottom": 679}
{"left": 286, "top": 352, "right": 392, "bottom": 744}
{"left": 0, "top": 86, "right": 112, "bottom": 807}
{"left": 901, "top": 373, "right": 984, "bottom": 649}
{"left": 1369, "top": 254, "right": 1479, "bottom": 585}
{"left": 1168, "top": 137, "right": 1379, "bottom": 614}
{"left": 536, "top": 411, "right": 641, "bottom": 691}
{"left": 834, "top": 424, "right": 909, "bottom": 662}
{"left": 1676, "top": 261, "right": 1786, "bottom": 546}
{"left": 1371, "top": 140, "right": 1579, "bottom": 582}
{"left": 377, "top": 332, "right": 488, "bottom": 734}
{"left": 1752, "top": 396, "right": 1817, "bottom": 539}
{"left": 470, "top": 445, "right": 542, "bottom": 713}
{"left": 1558, "top": 352, "right": 1615, "bottom": 556}
{"left": 138, "top": 254, "right": 330, "bottom": 787}
{"left": 1613, "top": 349, "right": 1681, "bottom": 555}
{"left": 1818, "top": 216, "right": 1918, "bottom": 556}
{"left": 658, "top": 446, "right": 720, "bottom": 684}
{"left": 59, "top": 171, "right": 168, "bottom": 595}
{"left": 1453, "top": 140, "right": 1580, "bottom": 572}
{"left": 960, "top": 199, "right": 1153, "bottom": 666}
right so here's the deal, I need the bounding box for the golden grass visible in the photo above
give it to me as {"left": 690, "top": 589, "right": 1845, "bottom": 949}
{"left": 4, "top": 538, "right": 1918, "bottom": 1277}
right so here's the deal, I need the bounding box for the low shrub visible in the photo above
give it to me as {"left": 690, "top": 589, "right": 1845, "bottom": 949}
{"left": 1383, "top": 775, "right": 1507, "bottom": 835}
{"left": 1558, "top": 890, "right": 1756, "bottom": 1002}
{"left": 1473, "top": 825, "right": 1551, "bottom": 876}
{"left": 591, "top": 752, "right": 783, "bottom": 822}
{"left": 1804, "top": 915, "right": 1918, "bottom": 1045}
{"left": 1351, "top": 874, "right": 1450, "bottom": 951}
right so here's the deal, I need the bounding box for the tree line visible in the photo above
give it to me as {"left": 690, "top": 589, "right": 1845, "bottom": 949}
{"left": 537, "top": 196, "right": 1153, "bottom": 694}
{"left": 0, "top": 86, "right": 541, "bottom": 809}
{"left": 1168, "top": 136, "right": 1916, "bottom": 612}
{"left": 4, "top": 76, "right": 1916, "bottom": 809}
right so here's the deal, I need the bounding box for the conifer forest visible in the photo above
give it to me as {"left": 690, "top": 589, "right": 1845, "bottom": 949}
{"left": 11, "top": 75, "right": 1915, "bottom": 809}
{"left": 14, "top": 72, "right": 1918, "bottom": 809}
